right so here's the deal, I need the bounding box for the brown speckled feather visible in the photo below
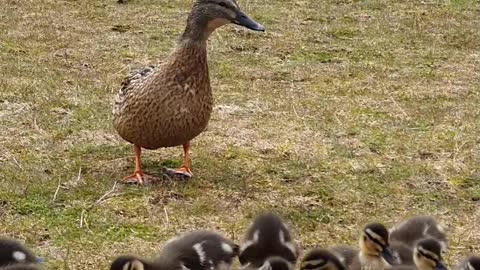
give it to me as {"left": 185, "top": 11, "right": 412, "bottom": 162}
{"left": 112, "top": 44, "right": 212, "bottom": 150}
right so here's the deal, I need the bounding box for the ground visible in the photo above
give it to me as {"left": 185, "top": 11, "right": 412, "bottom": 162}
{"left": 0, "top": 0, "right": 479, "bottom": 269}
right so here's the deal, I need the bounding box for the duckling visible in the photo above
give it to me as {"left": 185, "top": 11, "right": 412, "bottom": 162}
{"left": 455, "top": 256, "right": 480, "bottom": 270}
{"left": 390, "top": 238, "right": 447, "bottom": 270}
{"left": 112, "top": 0, "right": 265, "bottom": 184}
{"left": 389, "top": 216, "right": 447, "bottom": 252}
{"left": 389, "top": 241, "right": 415, "bottom": 265}
{"left": 329, "top": 245, "right": 358, "bottom": 267}
{"left": 242, "top": 256, "right": 294, "bottom": 270}
{"left": 348, "top": 223, "right": 396, "bottom": 270}
{"left": 0, "top": 238, "right": 41, "bottom": 267}
{"left": 239, "top": 213, "right": 299, "bottom": 269}
{"left": 300, "top": 248, "right": 347, "bottom": 270}
{"left": 110, "top": 230, "right": 239, "bottom": 270}
{"left": 412, "top": 238, "right": 447, "bottom": 270}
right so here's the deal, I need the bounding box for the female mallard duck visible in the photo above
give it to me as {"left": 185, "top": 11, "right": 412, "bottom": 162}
{"left": 0, "top": 238, "right": 42, "bottom": 267}
{"left": 238, "top": 212, "right": 299, "bottom": 270}
{"left": 110, "top": 230, "right": 239, "bottom": 270}
{"left": 112, "top": 0, "right": 265, "bottom": 184}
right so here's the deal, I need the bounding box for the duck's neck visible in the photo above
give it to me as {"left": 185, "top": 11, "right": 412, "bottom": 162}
{"left": 179, "top": 5, "right": 211, "bottom": 45}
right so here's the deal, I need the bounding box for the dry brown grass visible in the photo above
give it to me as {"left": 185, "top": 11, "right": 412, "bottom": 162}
{"left": 1, "top": 0, "right": 479, "bottom": 269}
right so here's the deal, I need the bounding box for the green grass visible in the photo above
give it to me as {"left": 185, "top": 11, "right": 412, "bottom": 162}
{"left": 1, "top": 0, "right": 480, "bottom": 269}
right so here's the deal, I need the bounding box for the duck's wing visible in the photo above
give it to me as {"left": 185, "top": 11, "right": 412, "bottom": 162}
{"left": 112, "top": 64, "right": 159, "bottom": 116}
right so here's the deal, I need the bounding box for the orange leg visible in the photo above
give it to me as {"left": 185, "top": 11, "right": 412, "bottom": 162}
{"left": 122, "top": 145, "right": 158, "bottom": 184}
{"left": 173, "top": 142, "right": 193, "bottom": 178}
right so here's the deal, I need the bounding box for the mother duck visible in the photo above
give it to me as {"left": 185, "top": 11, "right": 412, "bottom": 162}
{"left": 113, "top": 0, "right": 264, "bottom": 184}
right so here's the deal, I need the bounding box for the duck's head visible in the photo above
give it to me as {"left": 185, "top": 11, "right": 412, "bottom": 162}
{"left": 110, "top": 256, "right": 147, "bottom": 270}
{"left": 464, "top": 257, "right": 480, "bottom": 270}
{"left": 413, "top": 238, "right": 447, "bottom": 270}
{"left": 0, "top": 239, "right": 43, "bottom": 267}
{"left": 185, "top": 0, "right": 264, "bottom": 38}
{"left": 359, "top": 223, "right": 396, "bottom": 265}
{"left": 300, "top": 249, "right": 347, "bottom": 270}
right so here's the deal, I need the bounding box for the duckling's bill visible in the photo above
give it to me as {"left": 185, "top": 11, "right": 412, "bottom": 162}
{"left": 436, "top": 261, "right": 448, "bottom": 270}
{"left": 233, "top": 10, "right": 265, "bottom": 31}
{"left": 381, "top": 248, "right": 396, "bottom": 265}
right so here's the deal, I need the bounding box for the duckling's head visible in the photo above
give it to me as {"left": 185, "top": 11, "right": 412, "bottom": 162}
{"left": 359, "top": 223, "right": 396, "bottom": 265}
{"left": 464, "top": 257, "right": 480, "bottom": 270}
{"left": 184, "top": 0, "right": 264, "bottom": 40}
{"left": 413, "top": 238, "right": 447, "bottom": 270}
{"left": 256, "top": 256, "right": 294, "bottom": 270}
{"left": 0, "top": 238, "right": 42, "bottom": 267}
{"left": 110, "top": 256, "right": 146, "bottom": 270}
{"left": 300, "top": 249, "right": 346, "bottom": 270}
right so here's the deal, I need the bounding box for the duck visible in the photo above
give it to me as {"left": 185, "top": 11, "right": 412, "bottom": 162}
{"left": 110, "top": 230, "right": 239, "bottom": 270}
{"left": 455, "top": 256, "right": 480, "bottom": 270}
{"left": 242, "top": 256, "right": 294, "bottom": 270}
{"left": 329, "top": 245, "right": 358, "bottom": 267}
{"left": 390, "top": 238, "right": 447, "bottom": 270}
{"left": 346, "top": 223, "right": 397, "bottom": 270}
{"left": 300, "top": 248, "right": 347, "bottom": 270}
{"left": 0, "top": 238, "right": 42, "bottom": 267}
{"left": 238, "top": 212, "right": 299, "bottom": 270}
{"left": 112, "top": 0, "right": 265, "bottom": 184}
{"left": 389, "top": 216, "right": 447, "bottom": 252}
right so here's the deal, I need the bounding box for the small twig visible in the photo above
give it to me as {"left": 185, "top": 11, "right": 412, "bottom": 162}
{"left": 33, "top": 117, "right": 46, "bottom": 135}
{"left": 163, "top": 206, "right": 169, "bottom": 228}
{"left": 76, "top": 167, "right": 82, "bottom": 183}
{"left": 80, "top": 209, "right": 87, "bottom": 228}
{"left": 388, "top": 95, "right": 409, "bottom": 119}
{"left": 52, "top": 177, "right": 62, "bottom": 201}
{"left": 80, "top": 181, "right": 118, "bottom": 231}
{"left": 11, "top": 155, "right": 23, "bottom": 170}
{"left": 95, "top": 181, "right": 118, "bottom": 204}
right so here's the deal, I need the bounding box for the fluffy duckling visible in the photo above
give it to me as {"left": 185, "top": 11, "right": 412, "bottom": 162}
{"left": 455, "top": 256, "right": 480, "bottom": 270}
{"left": 389, "top": 216, "right": 447, "bottom": 252}
{"left": 110, "top": 230, "right": 238, "bottom": 270}
{"left": 239, "top": 213, "right": 299, "bottom": 270}
{"left": 329, "top": 245, "right": 358, "bottom": 267}
{"left": 412, "top": 238, "right": 447, "bottom": 270}
{"left": 0, "top": 238, "right": 41, "bottom": 267}
{"left": 390, "top": 238, "right": 447, "bottom": 270}
{"left": 300, "top": 248, "right": 347, "bottom": 270}
{"left": 112, "top": 0, "right": 265, "bottom": 184}
{"left": 242, "top": 256, "right": 294, "bottom": 270}
{"left": 348, "top": 223, "right": 396, "bottom": 270}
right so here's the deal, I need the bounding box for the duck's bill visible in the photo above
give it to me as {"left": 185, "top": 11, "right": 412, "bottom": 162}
{"left": 435, "top": 262, "right": 448, "bottom": 270}
{"left": 234, "top": 11, "right": 265, "bottom": 31}
{"left": 381, "top": 248, "right": 397, "bottom": 265}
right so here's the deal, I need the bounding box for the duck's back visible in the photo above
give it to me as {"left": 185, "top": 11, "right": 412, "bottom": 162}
{"left": 112, "top": 45, "right": 212, "bottom": 150}
{"left": 389, "top": 216, "right": 447, "bottom": 250}
{"left": 155, "top": 230, "right": 238, "bottom": 270}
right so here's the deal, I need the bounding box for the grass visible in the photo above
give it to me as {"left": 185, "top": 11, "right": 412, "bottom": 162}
{"left": 1, "top": 0, "right": 480, "bottom": 269}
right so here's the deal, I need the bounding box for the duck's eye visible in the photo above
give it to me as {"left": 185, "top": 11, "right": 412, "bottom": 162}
{"left": 218, "top": 2, "right": 228, "bottom": 8}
